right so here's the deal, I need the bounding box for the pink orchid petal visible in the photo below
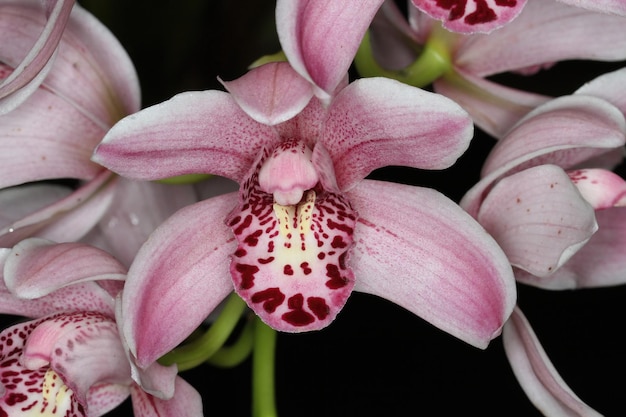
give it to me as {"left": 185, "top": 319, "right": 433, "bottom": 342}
{"left": 503, "top": 307, "right": 603, "bottom": 416}
{"left": 0, "top": 86, "right": 105, "bottom": 188}
{"left": 456, "top": 1, "right": 626, "bottom": 76}
{"left": 517, "top": 207, "right": 626, "bottom": 289}
{"left": 0, "top": 317, "right": 85, "bottom": 416}
{"left": 349, "top": 180, "right": 516, "bottom": 349}
{"left": 93, "top": 91, "right": 280, "bottom": 183}
{"left": 0, "top": 0, "right": 74, "bottom": 112}
{"left": 86, "top": 383, "right": 131, "bottom": 417}
{"left": 322, "top": 77, "right": 473, "bottom": 191}
{"left": 0, "top": 171, "right": 118, "bottom": 247}
{"left": 221, "top": 62, "right": 314, "bottom": 125}
{"left": 121, "top": 193, "right": 237, "bottom": 368}
{"left": 569, "top": 168, "right": 626, "bottom": 209}
{"left": 477, "top": 165, "right": 597, "bottom": 278}
{"left": 412, "top": 0, "right": 527, "bottom": 34}
{"left": 558, "top": 0, "right": 626, "bottom": 15}
{"left": 130, "top": 376, "right": 203, "bottom": 417}
{"left": 87, "top": 178, "right": 198, "bottom": 267}
{"left": 482, "top": 95, "right": 626, "bottom": 177}
{"left": 4, "top": 238, "right": 126, "bottom": 299}
{"left": 23, "top": 312, "right": 132, "bottom": 407}
{"left": 575, "top": 67, "right": 626, "bottom": 116}
{"left": 276, "top": 0, "right": 384, "bottom": 97}
{"left": 434, "top": 71, "right": 550, "bottom": 139}
{"left": 43, "top": 2, "right": 140, "bottom": 126}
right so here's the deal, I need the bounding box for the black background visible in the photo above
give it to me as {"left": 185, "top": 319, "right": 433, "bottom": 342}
{"left": 6, "top": 0, "right": 626, "bottom": 415}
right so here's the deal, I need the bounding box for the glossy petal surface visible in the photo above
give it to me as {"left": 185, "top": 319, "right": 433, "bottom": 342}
{"left": 350, "top": 180, "right": 516, "bottom": 349}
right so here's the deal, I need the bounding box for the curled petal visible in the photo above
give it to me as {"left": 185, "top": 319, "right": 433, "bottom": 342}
{"left": 0, "top": 0, "right": 74, "bottom": 113}
{"left": 503, "top": 307, "right": 603, "bottom": 416}
{"left": 322, "top": 77, "right": 473, "bottom": 191}
{"left": 518, "top": 207, "right": 626, "bottom": 289}
{"left": 23, "top": 312, "right": 131, "bottom": 406}
{"left": 4, "top": 238, "right": 126, "bottom": 299}
{"left": 412, "top": 0, "right": 527, "bottom": 34}
{"left": 575, "top": 67, "right": 626, "bottom": 116}
{"left": 350, "top": 180, "right": 516, "bottom": 349}
{"left": 221, "top": 62, "right": 314, "bottom": 125}
{"left": 93, "top": 91, "right": 280, "bottom": 183}
{"left": 477, "top": 165, "right": 598, "bottom": 278}
{"left": 569, "top": 168, "right": 626, "bottom": 209}
{"left": 0, "top": 170, "right": 118, "bottom": 247}
{"left": 120, "top": 193, "right": 237, "bottom": 368}
{"left": 276, "top": 0, "right": 384, "bottom": 97}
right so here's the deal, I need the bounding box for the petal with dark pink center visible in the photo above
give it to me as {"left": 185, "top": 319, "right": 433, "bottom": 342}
{"left": 569, "top": 168, "right": 626, "bottom": 210}
{"left": 229, "top": 149, "right": 356, "bottom": 332}
{"left": 349, "top": 180, "right": 516, "bottom": 349}
{"left": 412, "top": 0, "right": 526, "bottom": 34}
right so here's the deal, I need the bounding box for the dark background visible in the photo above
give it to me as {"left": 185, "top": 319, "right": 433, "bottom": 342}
{"left": 14, "top": 1, "right": 626, "bottom": 415}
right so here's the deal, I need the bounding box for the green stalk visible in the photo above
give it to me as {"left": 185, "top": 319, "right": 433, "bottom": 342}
{"left": 252, "top": 318, "right": 278, "bottom": 417}
{"left": 159, "top": 293, "right": 247, "bottom": 371}
{"left": 206, "top": 317, "right": 255, "bottom": 368}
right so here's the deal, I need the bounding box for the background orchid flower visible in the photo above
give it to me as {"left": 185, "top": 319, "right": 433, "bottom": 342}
{"left": 93, "top": 61, "right": 516, "bottom": 374}
{"left": 461, "top": 68, "right": 626, "bottom": 289}
{"left": 0, "top": 238, "right": 203, "bottom": 417}
{"left": 411, "top": 0, "right": 626, "bottom": 34}
{"left": 356, "top": 0, "right": 626, "bottom": 138}
{"left": 0, "top": 0, "right": 74, "bottom": 114}
{"left": 0, "top": 0, "right": 198, "bottom": 265}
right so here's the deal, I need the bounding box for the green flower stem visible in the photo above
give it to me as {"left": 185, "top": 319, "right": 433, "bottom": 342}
{"left": 206, "top": 317, "right": 255, "bottom": 368}
{"left": 252, "top": 318, "right": 278, "bottom": 417}
{"left": 355, "top": 28, "right": 452, "bottom": 88}
{"left": 156, "top": 173, "right": 213, "bottom": 185}
{"left": 159, "top": 293, "right": 247, "bottom": 371}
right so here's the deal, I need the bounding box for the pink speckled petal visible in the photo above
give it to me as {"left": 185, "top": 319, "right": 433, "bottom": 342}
{"left": 322, "top": 77, "right": 473, "bottom": 191}
{"left": 221, "top": 62, "right": 314, "bottom": 126}
{"left": 93, "top": 91, "right": 280, "bottom": 183}
{"left": 130, "top": 376, "right": 203, "bottom": 417}
{"left": 503, "top": 307, "right": 603, "bottom": 416}
{"left": 412, "top": 0, "right": 526, "bottom": 34}
{"left": 4, "top": 238, "right": 126, "bottom": 299}
{"left": 517, "top": 207, "right": 626, "bottom": 289}
{"left": 229, "top": 149, "right": 356, "bottom": 332}
{"left": 0, "top": 0, "right": 73, "bottom": 113}
{"left": 350, "top": 180, "right": 516, "bottom": 349}
{"left": 276, "top": 0, "right": 384, "bottom": 97}
{"left": 0, "top": 317, "right": 86, "bottom": 417}
{"left": 569, "top": 168, "right": 626, "bottom": 209}
{"left": 121, "top": 193, "right": 237, "bottom": 368}
{"left": 23, "top": 312, "right": 131, "bottom": 408}
{"left": 477, "top": 165, "right": 598, "bottom": 278}
{"left": 86, "top": 383, "right": 131, "bottom": 417}
{"left": 457, "top": 1, "right": 626, "bottom": 76}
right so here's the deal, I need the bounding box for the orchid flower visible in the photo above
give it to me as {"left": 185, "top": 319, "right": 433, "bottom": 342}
{"left": 93, "top": 61, "right": 516, "bottom": 375}
{"left": 411, "top": 0, "right": 626, "bottom": 34}
{"left": 0, "top": 0, "right": 198, "bottom": 265}
{"left": 0, "top": 238, "right": 202, "bottom": 417}
{"left": 353, "top": 0, "right": 626, "bottom": 138}
{"left": 461, "top": 68, "right": 626, "bottom": 289}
